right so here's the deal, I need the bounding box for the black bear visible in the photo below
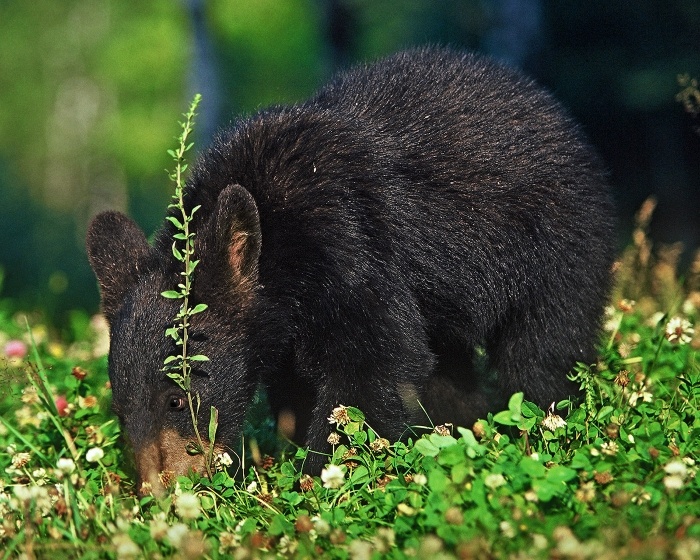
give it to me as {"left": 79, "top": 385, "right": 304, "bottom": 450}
{"left": 87, "top": 47, "right": 615, "bottom": 491}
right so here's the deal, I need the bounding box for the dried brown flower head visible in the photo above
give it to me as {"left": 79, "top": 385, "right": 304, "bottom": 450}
{"left": 71, "top": 366, "right": 88, "bottom": 380}
{"left": 369, "top": 438, "right": 390, "bottom": 453}
{"left": 615, "top": 369, "right": 630, "bottom": 387}
{"left": 299, "top": 475, "right": 314, "bottom": 492}
{"left": 327, "top": 432, "right": 341, "bottom": 445}
{"left": 594, "top": 471, "right": 614, "bottom": 485}
{"left": 328, "top": 405, "right": 351, "bottom": 426}
{"left": 433, "top": 424, "right": 452, "bottom": 436}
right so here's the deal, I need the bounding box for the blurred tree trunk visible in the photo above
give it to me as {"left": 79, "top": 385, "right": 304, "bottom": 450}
{"left": 318, "top": 0, "right": 358, "bottom": 72}
{"left": 184, "top": 0, "right": 222, "bottom": 144}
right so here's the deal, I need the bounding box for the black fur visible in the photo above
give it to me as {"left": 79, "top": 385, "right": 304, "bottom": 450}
{"left": 87, "top": 47, "right": 615, "bottom": 476}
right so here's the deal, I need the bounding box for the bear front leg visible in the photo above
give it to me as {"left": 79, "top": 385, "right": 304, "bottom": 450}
{"left": 301, "top": 370, "right": 425, "bottom": 474}
{"left": 297, "top": 322, "right": 436, "bottom": 473}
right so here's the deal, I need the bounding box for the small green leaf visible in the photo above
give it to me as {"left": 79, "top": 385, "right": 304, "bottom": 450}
{"left": 545, "top": 465, "right": 577, "bottom": 484}
{"left": 349, "top": 465, "right": 369, "bottom": 484}
{"left": 522, "top": 400, "right": 543, "bottom": 418}
{"left": 493, "top": 410, "right": 517, "bottom": 426}
{"left": 429, "top": 433, "right": 458, "bottom": 448}
{"left": 351, "top": 430, "right": 367, "bottom": 446}
{"left": 166, "top": 373, "right": 186, "bottom": 390}
{"left": 186, "top": 441, "right": 202, "bottom": 455}
{"left": 519, "top": 456, "right": 546, "bottom": 478}
{"left": 190, "top": 354, "right": 210, "bottom": 362}
{"left": 172, "top": 242, "right": 183, "bottom": 261}
{"left": 208, "top": 406, "right": 218, "bottom": 444}
{"left": 436, "top": 444, "right": 465, "bottom": 466}
{"left": 191, "top": 303, "right": 208, "bottom": 314}
{"left": 346, "top": 407, "right": 365, "bottom": 423}
{"left": 596, "top": 406, "right": 614, "bottom": 421}
{"left": 165, "top": 327, "right": 180, "bottom": 339}
{"left": 187, "top": 260, "right": 200, "bottom": 274}
{"left": 508, "top": 392, "right": 524, "bottom": 412}
{"left": 414, "top": 438, "right": 440, "bottom": 457}
{"left": 343, "top": 421, "right": 362, "bottom": 436}
{"left": 161, "top": 290, "right": 182, "bottom": 299}
{"left": 268, "top": 514, "right": 294, "bottom": 537}
{"left": 166, "top": 216, "right": 184, "bottom": 229}
{"left": 280, "top": 491, "right": 303, "bottom": 507}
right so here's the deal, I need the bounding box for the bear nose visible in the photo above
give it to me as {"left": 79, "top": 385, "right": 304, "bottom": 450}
{"left": 134, "top": 429, "right": 212, "bottom": 497}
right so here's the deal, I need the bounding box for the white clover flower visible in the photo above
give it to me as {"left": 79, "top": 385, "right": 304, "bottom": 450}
{"left": 648, "top": 312, "right": 666, "bottom": 328}
{"left": 541, "top": 412, "right": 567, "bottom": 431}
{"left": 113, "top": 533, "right": 140, "bottom": 560}
{"left": 149, "top": 516, "right": 169, "bottom": 541}
{"left": 664, "top": 460, "right": 688, "bottom": 477}
{"left": 631, "top": 490, "right": 651, "bottom": 504}
{"left": 175, "top": 492, "right": 201, "bottom": 520}
{"left": 682, "top": 298, "right": 696, "bottom": 316}
{"left": 11, "top": 452, "right": 31, "bottom": 470}
{"left": 412, "top": 473, "right": 428, "bottom": 486}
{"left": 246, "top": 480, "right": 258, "bottom": 493}
{"left": 373, "top": 527, "right": 396, "bottom": 553}
{"left": 32, "top": 468, "right": 48, "bottom": 486}
{"left": 217, "top": 452, "right": 233, "bottom": 467}
{"left": 85, "top": 447, "right": 105, "bottom": 463}
{"left": 56, "top": 457, "right": 76, "bottom": 475}
{"left": 663, "top": 460, "right": 689, "bottom": 491}
{"left": 664, "top": 474, "right": 685, "bottom": 490}
{"left": 484, "top": 473, "right": 507, "bottom": 490}
{"left": 166, "top": 523, "right": 189, "bottom": 548}
{"left": 600, "top": 441, "right": 619, "bottom": 456}
{"left": 312, "top": 516, "right": 331, "bottom": 536}
{"left": 20, "top": 387, "right": 40, "bottom": 405}
{"left": 321, "top": 464, "right": 345, "bottom": 489}
{"left": 532, "top": 533, "right": 549, "bottom": 550}
{"left": 349, "top": 539, "right": 372, "bottom": 559}
{"left": 524, "top": 489, "right": 539, "bottom": 502}
{"left": 13, "top": 485, "right": 51, "bottom": 514}
{"left": 13, "top": 485, "right": 32, "bottom": 502}
{"left": 575, "top": 481, "right": 596, "bottom": 503}
{"left": 628, "top": 387, "right": 653, "bottom": 407}
{"left": 665, "top": 317, "right": 694, "bottom": 345}
{"left": 278, "top": 535, "right": 297, "bottom": 555}
{"left": 218, "top": 531, "right": 240, "bottom": 553}
{"left": 603, "top": 306, "right": 622, "bottom": 332}
{"left": 500, "top": 520, "right": 516, "bottom": 538}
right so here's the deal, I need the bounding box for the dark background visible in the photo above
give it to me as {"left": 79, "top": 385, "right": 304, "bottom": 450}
{"left": 1, "top": 0, "right": 698, "bottom": 328}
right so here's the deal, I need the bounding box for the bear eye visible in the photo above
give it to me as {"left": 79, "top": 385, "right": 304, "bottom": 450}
{"left": 168, "top": 395, "right": 187, "bottom": 411}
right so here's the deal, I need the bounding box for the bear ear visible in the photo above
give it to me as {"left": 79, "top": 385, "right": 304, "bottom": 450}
{"left": 86, "top": 211, "right": 151, "bottom": 322}
{"left": 210, "top": 184, "right": 262, "bottom": 286}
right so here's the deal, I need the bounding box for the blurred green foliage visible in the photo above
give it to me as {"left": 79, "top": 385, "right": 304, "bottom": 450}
{"left": 0, "top": 0, "right": 698, "bottom": 327}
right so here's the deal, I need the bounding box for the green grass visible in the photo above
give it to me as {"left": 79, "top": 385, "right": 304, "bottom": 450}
{"left": 1, "top": 224, "right": 699, "bottom": 559}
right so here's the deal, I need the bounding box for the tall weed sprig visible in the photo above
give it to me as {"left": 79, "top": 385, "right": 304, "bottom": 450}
{"left": 161, "top": 94, "right": 217, "bottom": 478}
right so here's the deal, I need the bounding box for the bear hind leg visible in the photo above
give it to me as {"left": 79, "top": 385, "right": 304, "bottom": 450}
{"left": 486, "top": 298, "right": 601, "bottom": 410}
